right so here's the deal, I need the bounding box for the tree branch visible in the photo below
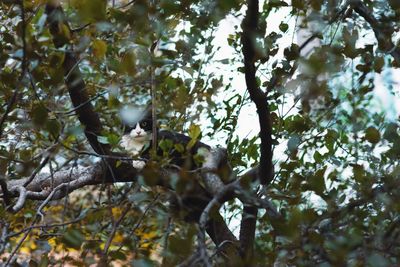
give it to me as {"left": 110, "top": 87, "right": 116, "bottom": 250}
{"left": 45, "top": 3, "right": 111, "bottom": 155}
{"left": 241, "top": 0, "right": 274, "bottom": 185}
{"left": 350, "top": 0, "right": 400, "bottom": 63}
{"left": 239, "top": 205, "right": 257, "bottom": 262}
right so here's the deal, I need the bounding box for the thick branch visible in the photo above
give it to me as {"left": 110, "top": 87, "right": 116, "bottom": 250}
{"left": 239, "top": 205, "right": 257, "bottom": 262}
{"left": 45, "top": 3, "right": 110, "bottom": 155}
{"left": 241, "top": 0, "right": 274, "bottom": 185}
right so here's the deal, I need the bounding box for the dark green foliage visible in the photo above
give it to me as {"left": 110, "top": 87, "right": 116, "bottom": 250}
{"left": 1, "top": 0, "right": 400, "bottom": 266}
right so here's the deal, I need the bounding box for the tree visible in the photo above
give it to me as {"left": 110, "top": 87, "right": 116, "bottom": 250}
{"left": 1, "top": 0, "right": 400, "bottom": 266}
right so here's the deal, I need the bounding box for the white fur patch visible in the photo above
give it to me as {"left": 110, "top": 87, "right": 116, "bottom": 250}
{"left": 120, "top": 135, "right": 147, "bottom": 156}
{"left": 132, "top": 160, "right": 146, "bottom": 169}
{"left": 120, "top": 123, "right": 152, "bottom": 170}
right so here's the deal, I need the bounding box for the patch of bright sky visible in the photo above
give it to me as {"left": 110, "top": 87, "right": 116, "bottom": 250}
{"left": 201, "top": 4, "right": 297, "bottom": 149}
{"left": 203, "top": 2, "right": 400, "bottom": 212}
{"left": 205, "top": 2, "right": 400, "bottom": 147}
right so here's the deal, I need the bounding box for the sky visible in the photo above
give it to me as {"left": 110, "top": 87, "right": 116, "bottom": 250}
{"left": 206, "top": 3, "right": 400, "bottom": 148}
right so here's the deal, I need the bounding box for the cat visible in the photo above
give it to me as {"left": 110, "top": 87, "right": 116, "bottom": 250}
{"left": 120, "top": 107, "right": 211, "bottom": 170}
{"left": 120, "top": 110, "right": 153, "bottom": 169}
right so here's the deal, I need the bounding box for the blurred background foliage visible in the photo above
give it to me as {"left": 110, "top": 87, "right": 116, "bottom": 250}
{"left": 1, "top": 0, "right": 400, "bottom": 265}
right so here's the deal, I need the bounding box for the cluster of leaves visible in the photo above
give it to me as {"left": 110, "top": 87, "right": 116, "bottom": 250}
{"left": 1, "top": 0, "right": 400, "bottom": 266}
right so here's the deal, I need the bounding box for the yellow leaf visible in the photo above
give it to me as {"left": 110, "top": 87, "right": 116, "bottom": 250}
{"left": 187, "top": 124, "right": 201, "bottom": 149}
{"left": 111, "top": 207, "right": 122, "bottom": 217}
{"left": 60, "top": 24, "right": 71, "bottom": 41}
{"left": 92, "top": 39, "right": 107, "bottom": 58}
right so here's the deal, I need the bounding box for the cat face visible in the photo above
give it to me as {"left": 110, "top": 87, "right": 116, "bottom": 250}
{"left": 124, "top": 117, "right": 152, "bottom": 142}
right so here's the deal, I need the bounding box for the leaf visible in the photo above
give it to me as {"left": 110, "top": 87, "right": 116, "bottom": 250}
{"left": 187, "top": 124, "right": 201, "bottom": 148}
{"left": 97, "top": 135, "right": 109, "bottom": 144}
{"left": 72, "top": 0, "right": 106, "bottom": 22}
{"left": 309, "top": 167, "right": 326, "bottom": 196}
{"left": 92, "top": 39, "right": 107, "bottom": 58}
{"left": 174, "top": 143, "right": 185, "bottom": 153}
{"left": 268, "top": 0, "right": 289, "bottom": 8}
{"left": 284, "top": 44, "right": 299, "bottom": 61}
{"left": 32, "top": 105, "right": 48, "bottom": 127}
{"left": 159, "top": 139, "right": 173, "bottom": 152}
{"left": 181, "top": 66, "right": 194, "bottom": 76}
{"left": 287, "top": 135, "right": 301, "bottom": 153}
{"left": 38, "top": 254, "right": 49, "bottom": 267}
{"left": 61, "top": 229, "right": 84, "bottom": 249}
{"left": 365, "top": 126, "right": 380, "bottom": 144}
{"left": 120, "top": 51, "right": 136, "bottom": 75}
{"left": 313, "top": 151, "right": 323, "bottom": 163}
{"left": 279, "top": 22, "right": 288, "bottom": 32}
{"left": 292, "top": 0, "right": 305, "bottom": 9}
{"left": 46, "top": 120, "right": 61, "bottom": 137}
{"left": 3, "top": 32, "right": 15, "bottom": 44}
{"left": 168, "top": 235, "right": 193, "bottom": 256}
{"left": 115, "top": 160, "right": 122, "bottom": 168}
{"left": 383, "top": 123, "right": 399, "bottom": 142}
{"left": 352, "top": 164, "right": 364, "bottom": 182}
{"left": 374, "top": 56, "right": 385, "bottom": 73}
{"left": 109, "top": 250, "right": 126, "bottom": 261}
{"left": 107, "top": 133, "right": 120, "bottom": 146}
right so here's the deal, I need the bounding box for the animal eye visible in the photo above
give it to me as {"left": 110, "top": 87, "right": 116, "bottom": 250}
{"left": 141, "top": 122, "right": 147, "bottom": 127}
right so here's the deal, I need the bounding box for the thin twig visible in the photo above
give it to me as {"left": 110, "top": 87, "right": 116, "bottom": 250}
{"left": 5, "top": 219, "right": 37, "bottom": 267}
{"left": 102, "top": 204, "right": 131, "bottom": 257}
{"left": 7, "top": 217, "right": 83, "bottom": 238}
{"left": 150, "top": 39, "right": 159, "bottom": 152}
{"left": 118, "top": 0, "right": 136, "bottom": 9}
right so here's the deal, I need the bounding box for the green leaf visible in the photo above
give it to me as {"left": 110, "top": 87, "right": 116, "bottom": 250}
{"left": 268, "top": 0, "right": 289, "bottom": 8}
{"left": 187, "top": 124, "right": 201, "bottom": 148}
{"left": 313, "top": 151, "right": 323, "bottom": 163}
{"left": 38, "top": 254, "right": 49, "bottom": 267}
{"left": 352, "top": 164, "right": 364, "bottom": 182}
{"left": 46, "top": 120, "right": 61, "bottom": 137}
{"left": 383, "top": 123, "right": 399, "bottom": 142}
{"left": 97, "top": 135, "right": 109, "bottom": 144}
{"left": 174, "top": 143, "right": 185, "bottom": 153}
{"left": 168, "top": 235, "right": 193, "bottom": 256}
{"left": 115, "top": 160, "right": 122, "bottom": 168}
{"left": 61, "top": 229, "right": 84, "bottom": 249}
{"left": 107, "top": 133, "right": 120, "bottom": 146}
{"left": 159, "top": 139, "right": 173, "bottom": 152}
{"left": 182, "top": 66, "right": 194, "bottom": 76}
{"left": 309, "top": 166, "right": 326, "bottom": 196}
{"left": 365, "top": 126, "right": 380, "bottom": 144}
{"left": 32, "top": 105, "right": 48, "bottom": 127}
{"left": 279, "top": 22, "right": 289, "bottom": 32}
{"left": 71, "top": 0, "right": 106, "bottom": 22}
{"left": 109, "top": 250, "right": 127, "bottom": 261}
